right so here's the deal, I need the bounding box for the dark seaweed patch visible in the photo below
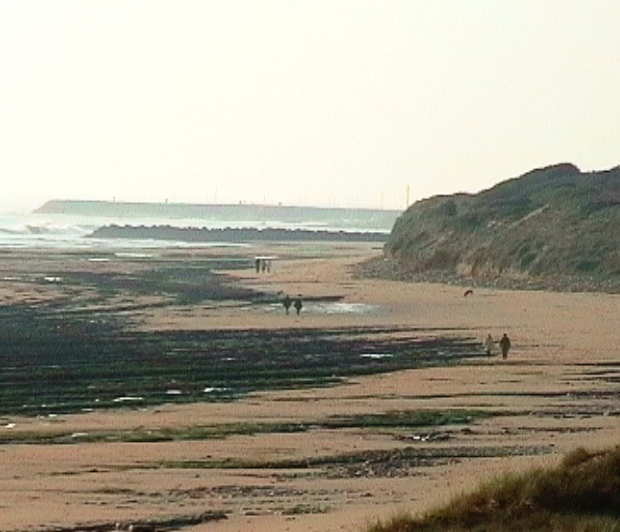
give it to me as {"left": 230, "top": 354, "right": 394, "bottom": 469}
{"left": 0, "top": 300, "right": 483, "bottom": 416}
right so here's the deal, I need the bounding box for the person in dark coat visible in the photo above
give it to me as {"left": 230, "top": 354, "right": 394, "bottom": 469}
{"left": 293, "top": 295, "right": 303, "bottom": 316}
{"left": 499, "top": 333, "right": 511, "bottom": 359}
{"left": 282, "top": 295, "right": 292, "bottom": 315}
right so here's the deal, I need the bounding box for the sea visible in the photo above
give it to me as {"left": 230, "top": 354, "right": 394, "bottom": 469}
{"left": 0, "top": 211, "right": 389, "bottom": 251}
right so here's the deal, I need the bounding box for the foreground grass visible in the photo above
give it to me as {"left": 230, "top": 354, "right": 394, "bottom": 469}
{"left": 367, "top": 445, "right": 620, "bottom": 531}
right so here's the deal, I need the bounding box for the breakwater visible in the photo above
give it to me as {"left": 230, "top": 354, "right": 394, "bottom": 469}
{"left": 88, "top": 224, "right": 389, "bottom": 243}
{"left": 36, "top": 200, "right": 400, "bottom": 231}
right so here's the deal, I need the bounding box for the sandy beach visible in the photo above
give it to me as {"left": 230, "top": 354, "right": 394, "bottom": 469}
{"left": 0, "top": 242, "right": 618, "bottom": 532}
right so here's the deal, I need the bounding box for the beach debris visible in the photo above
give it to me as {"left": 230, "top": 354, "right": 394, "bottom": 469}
{"left": 128, "top": 525, "right": 155, "bottom": 532}
{"left": 397, "top": 431, "right": 452, "bottom": 442}
{"left": 113, "top": 396, "right": 144, "bottom": 403}
{"left": 113, "top": 511, "right": 227, "bottom": 530}
{"left": 360, "top": 353, "right": 393, "bottom": 359}
{"left": 2, "top": 423, "right": 16, "bottom": 429}
{"left": 165, "top": 389, "right": 182, "bottom": 395}
{"left": 463, "top": 289, "right": 474, "bottom": 296}
{"left": 114, "top": 252, "right": 154, "bottom": 259}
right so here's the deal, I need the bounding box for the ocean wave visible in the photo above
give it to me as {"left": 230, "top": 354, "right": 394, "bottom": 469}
{"left": 0, "top": 227, "right": 25, "bottom": 234}
{"left": 26, "top": 223, "right": 92, "bottom": 235}
{"left": 0, "top": 211, "right": 387, "bottom": 250}
{"left": 0, "top": 223, "right": 92, "bottom": 235}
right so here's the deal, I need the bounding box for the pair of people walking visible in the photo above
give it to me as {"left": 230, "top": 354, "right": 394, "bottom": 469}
{"left": 255, "top": 258, "right": 271, "bottom": 273}
{"left": 282, "top": 294, "right": 303, "bottom": 316}
{"left": 485, "top": 333, "right": 511, "bottom": 359}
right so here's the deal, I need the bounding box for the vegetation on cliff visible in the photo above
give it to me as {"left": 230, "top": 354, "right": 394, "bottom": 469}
{"left": 385, "top": 164, "right": 620, "bottom": 287}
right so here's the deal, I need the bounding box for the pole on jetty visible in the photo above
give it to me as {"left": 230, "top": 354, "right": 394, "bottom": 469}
{"left": 405, "top": 185, "right": 410, "bottom": 209}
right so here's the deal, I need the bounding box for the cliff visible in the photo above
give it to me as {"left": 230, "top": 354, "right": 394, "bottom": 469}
{"left": 384, "top": 163, "right": 620, "bottom": 288}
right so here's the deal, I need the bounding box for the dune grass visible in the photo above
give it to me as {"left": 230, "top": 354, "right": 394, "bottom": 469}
{"left": 367, "top": 445, "right": 620, "bottom": 531}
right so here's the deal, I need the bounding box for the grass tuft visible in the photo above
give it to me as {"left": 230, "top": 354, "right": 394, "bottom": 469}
{"left": 367, "top": 445, "right": 620, "bottom": 531}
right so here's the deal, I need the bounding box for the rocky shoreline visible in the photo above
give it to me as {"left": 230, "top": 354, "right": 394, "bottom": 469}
{"left": 358, "top": 255, "right": 620, "bottom": 294}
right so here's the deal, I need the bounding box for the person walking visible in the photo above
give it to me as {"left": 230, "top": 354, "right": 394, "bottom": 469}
{"left": 499, "top": 333, "right": 511, "bottom": 360}
{"left": 282, "top": 295, "right": 292, "bottom": 315}
{"left": 293, "top": 295, "right": 303, "bottom": 316}
{"left": 484, "top": 334, "right": 494, "bottom": 355}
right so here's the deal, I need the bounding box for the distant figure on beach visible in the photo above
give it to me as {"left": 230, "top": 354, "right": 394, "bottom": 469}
{"left": 464, "top": 289, "right": 474, "bottom": 297}
{"left": 282, "top": 295, "right": 292, "bottom": 315}
{"left": 266, "top": 259, "right": 271, "bottom": 273}
{"left": 255, "top": 258, "right": 260, "bottom": 273}
{"left": 484, "top": 334, "right": 494, "bottom": 355}
{"left": 499, "top": 333, "right": 511, "bottom": 359}
{"left": 293, "top": 295, "right": 303, "bottom": 316}
{"left": 261, "top": 259, "right": 267, "bottom": 273}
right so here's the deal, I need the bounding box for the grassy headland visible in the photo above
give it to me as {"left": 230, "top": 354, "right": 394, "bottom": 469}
{"left": 378, "top": 163, "right": 620, "bottom": 292}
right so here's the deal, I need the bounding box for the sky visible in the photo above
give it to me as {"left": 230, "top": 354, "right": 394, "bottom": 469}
{"left": 1, "top": 0, "right": 619, "bottom": 212}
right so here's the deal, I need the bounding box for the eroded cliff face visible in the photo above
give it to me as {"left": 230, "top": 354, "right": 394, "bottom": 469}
{"left": 386, "top": 163, "right": 620, "bottom": 283}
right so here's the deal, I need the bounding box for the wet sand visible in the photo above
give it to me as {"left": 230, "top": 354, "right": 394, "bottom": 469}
{"left": 0, "top": 243, "right": 618, "bottom": 531}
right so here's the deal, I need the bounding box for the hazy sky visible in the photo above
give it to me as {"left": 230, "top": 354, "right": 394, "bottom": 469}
{"left": 1, "top": 1, "right": 619, "bottom": 212}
